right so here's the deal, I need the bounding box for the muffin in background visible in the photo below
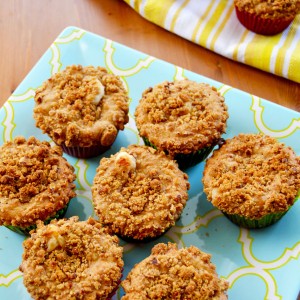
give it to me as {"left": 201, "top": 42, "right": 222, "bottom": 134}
{"left": 92, "top": 145, "right": 190, "bottom": 241}
{"left": 121, "top": 242, "right": 229, "bottom": 300}
{"left": 202, "top": 133, "right": 300, "bottom": 229}
{"left": 33, "top": 65, "right": 129, "bottom": 158}
{"left": 0, "top": 136, "right": 76, "bottom": 235}
{"left": 135, "top": 80, "right": 228, "bottom": 169}
{"left": 234, "top": 0, "right": 300, "bottom": 35}
{"left": 19, "top": 217, "right": 124, "bottom": 300}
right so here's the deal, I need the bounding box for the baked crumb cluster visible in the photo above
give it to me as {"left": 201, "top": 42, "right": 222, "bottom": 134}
{"left": 92, "top": 145, "right": 190, "bottom": 240}
{"left": 135, "top": 80, "right": 228, "bottom": 156}
{"left": 20, "top": 217, "right": 124, "bottom": 300}
{"left": 234, "top": 0, "right": 300, "bottom": 18}
{"left": 34, "top": 65, "right": 129, "bottom": 147}
{"left": 0, "top": 136, "right": 76, "bottom": 228}
{"left": 121, "top": 243, "right": 229, "bottom": 300}
{"left": 203, "top": 133, "right": 300, "bottom": 219}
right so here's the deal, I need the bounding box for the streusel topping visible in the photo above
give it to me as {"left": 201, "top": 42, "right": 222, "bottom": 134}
{"left": 121, "top": 243, "right": 229, "bottom": 300}
{"left": 234, "top": 0, "right": 300, "bottom": 19}
{"left": 92, "top": 145, "right": 190, "bottom": 240}
{"left": 203, "top": 133, "right": 300, "bottom": 219}
{"left": 20, "top": 217, "right": 124, "bottom": 300}
{"left": 34, "top": 65, "right": 129, "bottom": 147}
{"left": 0, "top": 136, "right": 76, "bottom": 227}
{"left": 135, "top": 80, "right": 228, "bottom": 156}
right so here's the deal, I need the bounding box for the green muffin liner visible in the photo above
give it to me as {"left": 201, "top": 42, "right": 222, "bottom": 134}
{"left": 5, "top": 204, "right": 69, "bottom": 235}
{"left": 173, "top": 146, "right": 216, "bottom": 169}
{"left": 223, "top": 191, "right": 300, "bottom": 229}
{"left": 142, "top": 137, "right": 215, "bottom": 169}
{"left": 222, "top": 210, "right": 289, "bottom": 229}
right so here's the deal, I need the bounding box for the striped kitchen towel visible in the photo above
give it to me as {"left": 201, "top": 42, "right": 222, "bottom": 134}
{"left": 123, "top": 0, "right": 300, "bottom": 83}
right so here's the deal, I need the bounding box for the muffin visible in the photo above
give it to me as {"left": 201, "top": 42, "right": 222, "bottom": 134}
{"left": 92, "top": 145, "right": 190, "bottom": 241}
{"left": 19, "top": 217, "right": 124, "bottom": 300}
{"left": 0, "top": 136, "right": 76, "bottom": 235}
{"left": 202, "top": 133, "right": 300, "bottom": 228}
{"left": 121, "top": 242, "right": 229, "bottom": 300}
{"left": 33, "top": 65, "right": 129, "bottom": 158}
{"left": 234, "top": 0, "right": 300, "bottom": 35}
{"left": 135, "top": 80, "right": 228, "bottom": 169}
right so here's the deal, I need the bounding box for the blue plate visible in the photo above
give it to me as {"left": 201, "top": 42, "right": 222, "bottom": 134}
{"left": 0, "top": 26, "right": 299, "bottom": 300}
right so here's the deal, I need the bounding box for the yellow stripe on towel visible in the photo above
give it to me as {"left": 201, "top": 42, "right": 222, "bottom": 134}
{"left": 169, "top": 0, "right": 190, "bottom": 32}
{"left": 196, "top": 1, "right": 229, "bottom": 45}
{"left": 123, "top": 0, "right": 176, "bottom": 26}
{"left": 209, "top": 5, "right": 234, "bottom": 51}
{"left": 287, "top": 38, "right": 300, "bottom": 83}
{"left": 273, "top": 27, "right": 297, "bottom": 77}
{"left": 191, "top": 0, "right": 216, "bottom": 43}
{"left": 244, "top": 35, "right": 282, "bottom": 74}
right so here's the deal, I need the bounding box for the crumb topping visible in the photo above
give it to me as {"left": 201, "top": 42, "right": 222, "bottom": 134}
{"left": 34, "top": 65, "right": 129, "bottom": 147}
{"left": 92, "top": 145, "right": 190, "bottom": 240}
{"left": 121, "top": 243, "right": 229, "bottom": 300}
{"left": 20, "top": 217, "right": 124, "bottom": 300}
{"left": 0, "top": 136, "right": 76, "bottom": 227}
{"left": 234, "top": 0, "right": 300, "bottom": 19}
{"left": 202, "top": 133, "right": 300, "bottom": 219}
{"left": 135, "top": 80, "right": 228, "bottom": 156}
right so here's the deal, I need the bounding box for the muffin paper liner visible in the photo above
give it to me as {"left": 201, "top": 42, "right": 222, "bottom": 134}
{"left": 61, "top": 143, "right": 111, "bottom": 159}
{"left": 142, "top": 137, "right": 215, "bottom": 169}
{"left": 106, "top": 271, "right": 123, "bottom": 300}
{"left": 222, "top": 210, "right": 289, "bottom": 229}
{"left": 222, "top": 190, "right": 300, "bottom": 229}
{"left": 5, "top": 204, "right": 69, "bottom": 235}
{"left": 235, "top": 7, "right": 294, "bottom": 35}
{"left": 173, "top": 146, "right": 215, "bottom": 169}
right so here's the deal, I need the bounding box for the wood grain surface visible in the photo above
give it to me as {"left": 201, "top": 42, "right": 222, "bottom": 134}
{"left": 0, "top": 0, "right": 299, "bottom": 112}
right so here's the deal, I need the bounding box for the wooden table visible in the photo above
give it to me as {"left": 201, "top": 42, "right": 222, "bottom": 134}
{"left": 0, "top": 0, "right": 299, "bottom": 112}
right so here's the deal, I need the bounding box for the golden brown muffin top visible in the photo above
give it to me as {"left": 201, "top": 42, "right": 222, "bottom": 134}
{"left": 135, "top": 80, "right": 228, "bottom": 157}
{"left": 234, "top": 0, "right": 300, "bottom": 19}
{"left": 20, "top": 217, "right": 124, "bottom": 300}
{"left": 202, "top": 133, "right": 300, "bottom": 219}
{"left": 121, "top": 242, "right": 229, "bottom": 300}
{"left": 34, "top": 65, "right": 129, "bottom": 147}
{"left": 0, "top": 136, "right": 76, "bottom": 228}
{"left": 92, "top": 145, "right": 190, "bottom": 240}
